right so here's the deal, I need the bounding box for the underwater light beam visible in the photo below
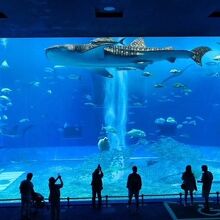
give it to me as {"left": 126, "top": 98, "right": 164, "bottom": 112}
{"left": 104, "top": 68, "right": 127, "bottom": 149}
{"left": 116, "top": 70, "right": 127, "bottom": 147}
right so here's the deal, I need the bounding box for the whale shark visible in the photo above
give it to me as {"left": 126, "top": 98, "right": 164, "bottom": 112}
{"left": 46, "top": 37, "right": 211, "bottom": 74}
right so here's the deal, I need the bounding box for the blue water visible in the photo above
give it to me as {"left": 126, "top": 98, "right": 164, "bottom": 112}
{"left": 1, "top": 140, "right": 220, "bottom": 199}
{"left": 0, "top": 37, "right": 220, "bottom": 199}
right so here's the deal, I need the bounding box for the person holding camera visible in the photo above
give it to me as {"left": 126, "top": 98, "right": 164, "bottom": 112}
{"left": 91, "top": 164, "right": 104, "bottom": 208}
{"left": 49, "top": 174, "right": 64, "bottom": 220}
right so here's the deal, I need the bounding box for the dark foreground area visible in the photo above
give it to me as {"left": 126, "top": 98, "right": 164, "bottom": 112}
{"left": 0, "top": 202, "right": 172, "bottom": 220}
{"left": 2, "top": 201, "right": 220, "bottom": 220}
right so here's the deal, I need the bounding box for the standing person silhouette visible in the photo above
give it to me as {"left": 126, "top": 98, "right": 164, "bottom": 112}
{"left": 127, "top": 166, "right": 142, "bottom": 209}
{"left": 181, "top": 165, "right": 197, "bottom": 206}
{"left": 19, "top": 173, "right": 35, "bottom": 220}
{"left": 49, "top": 175, "right": 63, "bottom": 220}
{"left": 198, "top": 165, "right": 213, "bottom": 212}
{"left": 91, "top": 164, "right": 104, "bottom": 208}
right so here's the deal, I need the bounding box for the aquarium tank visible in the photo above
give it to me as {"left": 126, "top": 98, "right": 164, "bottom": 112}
{"left": 0, "top": 37, "right": 220, "bottom": 200}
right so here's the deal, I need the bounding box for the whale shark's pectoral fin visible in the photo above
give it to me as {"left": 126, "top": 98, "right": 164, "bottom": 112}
{"left": 96, "top": 68, "right": 113, "bottom": 78}
{"left": 167, "top": 57, "right": 176, "bottom": 63}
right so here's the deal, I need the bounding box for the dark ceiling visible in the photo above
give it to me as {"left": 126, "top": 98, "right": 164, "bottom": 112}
{"left": 1, "top": 0, "right": 220, "bottom": 38}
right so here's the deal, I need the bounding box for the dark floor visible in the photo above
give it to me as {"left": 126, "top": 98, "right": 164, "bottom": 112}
{"left": 2, "top": 201, "right": 220, "bottom": 220}
{"left": 0, "top": 202, "right": 172, "bottom": 220}
{"left": 166, "top": 201, "right": 220, "bottom": 219}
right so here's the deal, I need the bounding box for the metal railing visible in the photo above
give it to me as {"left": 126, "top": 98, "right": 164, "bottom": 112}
{"left": 0, "top": 192, "right": 219, "bottom": 207}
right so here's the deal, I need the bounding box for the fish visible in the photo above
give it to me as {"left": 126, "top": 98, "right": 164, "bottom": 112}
{"left": 170, "top": 69, "right": 181, "bottom": 74}
{"left": 195, "top": 116, "right": 205, "bottom": 121}
{"left": 133, "top": 102, "right": 143, "bottom": 106}
{"left": 182, "top": 121, "right": 188, "bottom": 124}
{"left": 47, "top": 89, "right": 52, "bottom": 94}
{"left": 183, "top": 87, "right": 192, "bottom": 94}
{"left": 0, "top": 124, "right": 33, "bottom": 138}
{"left": 142, "top": 71, "right": 152, "bottom": 77}
{"left": 179, "top": 134, "right": 190, "bottom": 138}
{"left": 19, "top": 118, "right": 30, "bottom": 123}
{"left": 46, "top": 38, "right": 211, "bottom": 73}
{"left": 208, "top": 72, "right": 220, "bottom": 78}
{"left": 0, "top": 95, "right": 10, "bottom": 102}
{"left": 173, "top": 82, "right": 186, "bottom": 88}
{"left": 1, "top": 88, "right": 12, "bottom": 94}
{"left": 102, "top": 125, "right": 117, "bottom": 134}
{"left": 161, "top": 64, "right": 193, "bottom": 84}
{"left": 85, "top": 94, "right": 92, "bottom": 101}
{"left": 127, "top": 128, "right": 146, "bottom": 138}
{"left": 44, "top": 67, "right": 54, "bottom": 73}
{"left": 67, "top": 74, "right": 81, "bottom": 80}
{"left": 154, "top": 83, "right": 164, "bottom": 88}
{"left": 30, "top": 81, "right": 40, "bottom": 87}
{"left": 0, "top": 38, "right": 8, "bottom": 48}
{"left": 188, "top": 120, "right": 197, "bottom": 126}
{"left": 213, "top": 55, "right": 220, "bottom": 61}
{"left": 176, "top": 124, "right": 183, "bottom": 129}
{"left": 84, "top": 102, "right": 96, "bottom": 107}
{"left": 0, "top": 60, "right": 9, "bottom": 69}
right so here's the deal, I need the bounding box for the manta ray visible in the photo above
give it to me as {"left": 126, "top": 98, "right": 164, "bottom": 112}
{"left": 46, "top": 37, "right": 211, "bottom": 77}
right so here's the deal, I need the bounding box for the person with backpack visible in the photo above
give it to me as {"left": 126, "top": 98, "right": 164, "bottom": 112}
{"left": 127, "top": 166, "right": 142, "bottom": 209}
{"left": 19, "top": 173, "right": 35, "bottom": 220}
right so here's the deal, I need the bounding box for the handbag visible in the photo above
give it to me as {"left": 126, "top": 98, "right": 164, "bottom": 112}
{"left": 181, "top": 183, "right": 186, "bottom": 190}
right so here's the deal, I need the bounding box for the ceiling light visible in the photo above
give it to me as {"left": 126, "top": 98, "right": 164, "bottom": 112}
{"left": 103, "top": 6, "right": 116, "bottom": 12}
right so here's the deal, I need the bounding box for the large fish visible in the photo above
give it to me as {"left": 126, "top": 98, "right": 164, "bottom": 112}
{"left": 46, "top": 37, "right": 211, "bottom": 71}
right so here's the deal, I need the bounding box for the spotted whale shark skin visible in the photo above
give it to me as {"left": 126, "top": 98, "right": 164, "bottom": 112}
{"left": 46, "top": 38, "right": 211, "bottom": 70}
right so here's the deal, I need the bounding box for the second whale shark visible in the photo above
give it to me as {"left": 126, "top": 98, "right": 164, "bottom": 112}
{"left": 46, "top": 37, "right": 211, "bottom": 75}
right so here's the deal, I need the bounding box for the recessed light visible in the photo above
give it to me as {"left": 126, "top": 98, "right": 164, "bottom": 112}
{"left": 103, "top": 6, "right": 116, "bottom": 12}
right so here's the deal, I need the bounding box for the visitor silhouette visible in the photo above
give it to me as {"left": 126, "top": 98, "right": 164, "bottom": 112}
{"left": 19, "top": 172, "right": 35, "bottom": 220}
{"left": 181, "top": 165, "right": 197, "bottom": 206}
{"left": 127, "top": 166, "right": 142, "bottom": 209}
{"left": 198, "top": 165, "right": 213, "bottom": 212}
{"left": 49, "top": 174, "right": 63, "bottom": 220}
{"left": 91, "top": 164, "right": 103, "bottom": 208}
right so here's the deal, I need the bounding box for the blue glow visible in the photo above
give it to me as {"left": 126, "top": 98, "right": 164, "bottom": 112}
{"left": 0, "top": 37, "right": 220, "bottom": 199}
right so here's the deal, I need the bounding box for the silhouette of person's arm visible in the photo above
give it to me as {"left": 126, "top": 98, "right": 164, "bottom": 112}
{"left": 58, "top": 176, "right": 64, "bottom": 188}
{"left": 139, "top": 175, "right": 142, "bottom": 190}
{"left": 197, "top": 173, "right": 203, "bottom": 183}
{"left": 193, "top": 175, "right": 197, "bottom": 191}
{"left": 100, "top": 170, "right": 104, "bottom": 178}
{"left": 127, "top": 175, "right": 131, "bottom": 188}
{"left": 55, "top": 175, "right": 64, "bottom": 188}
{"left": 31, "top": 182, "right": 35, "bottom": 194}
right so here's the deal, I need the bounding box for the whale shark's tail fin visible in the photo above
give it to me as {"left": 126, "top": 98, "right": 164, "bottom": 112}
{"left": 118, "top": 37, "right": 126, "bottom": 45}
{"left": 191, "top": 46, "right": 211, "bottom": 65}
